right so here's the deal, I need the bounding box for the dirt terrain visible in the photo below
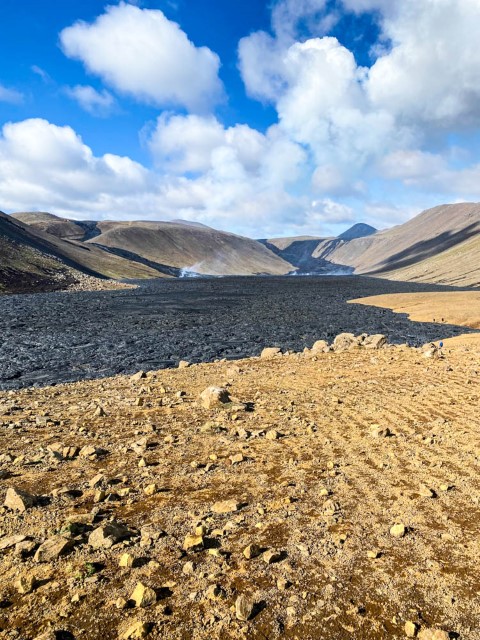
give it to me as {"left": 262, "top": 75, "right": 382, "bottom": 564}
{"left": 1, "top": 328, "right": 479, "bottom": 640}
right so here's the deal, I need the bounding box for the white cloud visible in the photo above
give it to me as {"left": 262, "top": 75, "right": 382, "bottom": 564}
{"left": 65, "top": 85, "right": 115, "bottom": 117}
{"left": 0, "top": 84, "right": 24, "bottom": 104}
{"left": 60, "top": 2, "right": 223, "bottom": 112}
{"left": 65, "top": 85, "right": 116, "bottom": 116}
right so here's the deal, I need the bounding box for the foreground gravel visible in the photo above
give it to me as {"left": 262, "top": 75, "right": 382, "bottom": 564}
{"left": 0, "top": 276, "right": 473, "bottom": 390}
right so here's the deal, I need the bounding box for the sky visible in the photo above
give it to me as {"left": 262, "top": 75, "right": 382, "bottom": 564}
{"left": 1, "top": 0, "right": 480, "bottom": 238}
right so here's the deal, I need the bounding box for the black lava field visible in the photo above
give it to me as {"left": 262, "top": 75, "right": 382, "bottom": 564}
{"left": 0, "top": 276, "right": 473, "bottom": 390}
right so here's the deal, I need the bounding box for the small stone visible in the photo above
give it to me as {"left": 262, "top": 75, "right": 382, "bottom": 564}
{"left": 212, "top": 499, "right": 240, "bottom": 514}
{"left": 182, "top": 561, "right": 195, "bottom": 575}
{"left": 135, "top": 398, "right": 145, "bottom": 407}
{"left": 79, "top": 445, "right": 99, "bottom": 458}
{"left": 419, "top": 485, "right": 435, "bottom": 498}
{"left": 235, "top": 594, "right": 255, "bottom": 621}
{"left": 120, "top": 620, "right": 150, "bottom": 639}
{"left": 390, "top": 523, "right": 407, "bottom": 538}
{"left": 243, "top": 544, "right": 262, "bottom": 559}
{"left": 417, "top": 630, "right": 449, "bottom": 640}
{"left": 89, "top": 473, "right": 105, "bottom": 488}
{"left": 116, "top": 597, "right": 128, "bottom": 610}
{"left": 199, "top": 386, "right": 231, "bottom": 409}
{"left": 94, "top": 406, "right": 106, "bottom": 417}
{"left": 4, "top": 487, "right": 37, "bottom": 512}
{"left": 131, "top": 371, "right": 147, "bottom": 382}
{"left": 34, "top": 536, "right": 75, "bottom": 563}
{"left": 130, "top": 582, "right": 156, "bottom": 608}
{"left": 119, "top": 553, "right": 135, "bottom": 568}
{"left": 178, "top": 361, "right": 190, "bottom": 369}
{"left": 405, "top": 621, "right": 419, "bottom": 637}
{"left": 277, "top": 577, "right": 290, "bottom": 590}
{"left": 265, "top": 429, "right": 279, "bottom": 440}
{"left": 260, "top": 347, "right": 281, "bottom": 359}
{"left": 229, "top": 453, "right": 244, "bottom": 464}
{"left": 183, "top": 534, "right": 204, "bottom": 551}
{"left": 370, "top": 425, "right": 391, "bottom": 438}
{"left": 15, "top": 573, "right": 37, "bottom": 594}
{"left": 205, "top": 584, "right": 221, "bottom": 600}
{"left": 367, "top": 550, "right": 381, "bottom": 559}
{"left": 88, "top": 521, "right": 132, "bottom": 549}
{"left": 94, "top": 490, "right": 106, "bottom": 503}
{"left": 263, "top": 549, "right": 282, "bottom": 564}
{"left": 439, "top": 484, "right": 453, "bottom": 492}
{"left": 144, "top": 484, "right": 158, "bottom": 496}
{"left": 0, "top": 534, "right": 27, "bottom": 550}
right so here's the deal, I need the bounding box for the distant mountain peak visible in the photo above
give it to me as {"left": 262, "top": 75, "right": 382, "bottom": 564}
{"left": 338, "top": 223, "right": 377, "bottom": 240}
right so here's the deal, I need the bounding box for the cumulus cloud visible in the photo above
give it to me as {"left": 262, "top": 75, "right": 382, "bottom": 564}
{"left": 65, "top": 85, "right": 116, "bottom": 116}
{"left": 0, "top": 84, "right": 24, "bottom": 104}
{"left": 60, "top": 2, "right": 223, "bottom": 112}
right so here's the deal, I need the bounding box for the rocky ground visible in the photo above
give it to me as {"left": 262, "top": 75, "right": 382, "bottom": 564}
{"left": 0, "top": 331, "right": 479, "bottom": 640}
{"left": 0, "top": 276, "right": 474, "bottom": 390}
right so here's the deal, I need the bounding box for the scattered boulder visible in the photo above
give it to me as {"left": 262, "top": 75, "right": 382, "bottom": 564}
{"left": 0, "top": 534, "right": 27, "bottom": 550}
{"left": 332, "top": 333, "right": 357, "bottom": 352}
{"left": 4, "top": 487, "right": 37, "bottom": 512}
{"left": 212, "top": 499, "right": 240, "bottom": 514}
{"left": 15, "top": 573, "right": 37, "bottom": 594}
{"left": 88, "top": 521, "right": 132, "bottom": 549}
{"left": 417, "top": 630, "right": 449, "bottom": 640}
{"left": 243, "top": 544, "right": 262, "bottom": 559}
{"left": 34, "top": 536, "right": 75, "bottom": 563}
{"left": 263, "top": 549, "right": 282, "bottom": 564}
{"left": 120, "top": 620, "right": 150, "bottom": 639}
{"left": 198, "top": 386, "right": 231, "bottom": 409}
{"left": 183, "top": 534, "right": 204, "bottom": 552}
{"left": 405, "top": 621, "right": 419, "bottom": 637}
{"left": 311, "top": 340, "right": 329, "bottom": 354}
{"left": 235, "top": 594, "right": 255, "bottom": 621}
{"left": 261, "top": 347, "right": 282, "bottom": 359}
{"left": 178, "top": 361, "right": 190, "bottom": 369}
{"left": 363, "top": 334, "right": 387, "bottom": 350}
{"left": 130, "top": 371, "right": 147, "bottom": 382}
{"left": 390, "top": 523, "right": 407, "bottom": 538}
{"left": 130, "top": 582, "right": 157, "bottom": 608}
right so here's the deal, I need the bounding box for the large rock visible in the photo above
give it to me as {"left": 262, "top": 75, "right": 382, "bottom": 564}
{"left": 417, "top": 630, "right": 449, "bottom": 640}
{"left": 235, "top": 594, "right": 255, "bottom": 621}
{"left": 310, "top": 340, "right": 329, "bottom": 354}
{"left": 4, "top": 487, "right": 37, "bottom": 512}
{"left": 34, "top": 536, "right": 75, "bottom": 563}
{"left": 130, "top": 582, "right": 157, "bottom": 608}
{"left": 198, "top": 386, "right": 231, "bottom": 409}
{"left": 88, "top": 521, "right": 132, "bottom": 549}
{"left": 363, "top": 334, "right": 387, "bottom": 350}
{"left": 260, "top": 347, "right": 282, "bottom": 359}
{"left": 212, "top": 499, "right": 240, "bottom": 514}
{"left": 332, "top": 333, "right": 357, "bottom": 352}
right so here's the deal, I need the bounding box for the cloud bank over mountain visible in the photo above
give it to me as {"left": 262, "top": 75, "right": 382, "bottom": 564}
{"left": 1, "top": 0, "right": 480, "bottom": 237}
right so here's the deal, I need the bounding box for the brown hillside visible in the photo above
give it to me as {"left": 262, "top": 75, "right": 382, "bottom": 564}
{"left": 0, "top": 212, "right": 163, "bottom": 292}
{"left": 88, "top": 220, "right": 292, "bottom": 276}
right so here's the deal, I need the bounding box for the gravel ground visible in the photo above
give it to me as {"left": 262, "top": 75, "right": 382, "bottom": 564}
{"left": 0, "top": 275, "right": 473, "bottom": 390}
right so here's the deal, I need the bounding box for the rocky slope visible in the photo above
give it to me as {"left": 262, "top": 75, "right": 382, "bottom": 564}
{"left": 0, "top": 331, "right": 479, "bottom": 639}
{"left": 0, "top": 212, "right": 165, "bottom": 294}
{"left": 12, "top": 214, "right": 292, "bottom": 278}
{"left": 265, "top": 204, "right": 480, "bottom": 286}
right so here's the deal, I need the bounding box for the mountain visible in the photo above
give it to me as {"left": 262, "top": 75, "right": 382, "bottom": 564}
{"left": 0, "top": 211, "right": 166, "bottom": 293}
{"left": 85, "top": 220, "right": 292, "bottom": 276}
{"left": 338, "top": 223, "right": 377, "bottom": 240}
{"left": 264, "top": 204, "right": 480, "bottom": 286}
{"left": 261, "top": 223, "right": 378, "bottom": 274}
{"left": 9, "top": 212, "right": 292, "bottom": 282}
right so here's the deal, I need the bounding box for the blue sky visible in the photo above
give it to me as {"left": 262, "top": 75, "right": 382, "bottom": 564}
{"left": 1, "top": 0, "right": 480, "bottom": 237}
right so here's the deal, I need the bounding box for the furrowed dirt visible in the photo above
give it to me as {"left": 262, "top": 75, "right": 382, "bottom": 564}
{"left": 1, "top": 336, "right": 479, "bottom": 639}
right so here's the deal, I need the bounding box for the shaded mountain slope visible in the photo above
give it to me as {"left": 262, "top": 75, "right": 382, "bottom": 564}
{"left": 0, "top": 211, "right": 163, "bottom": 293}
{"left": 87, "top": 220, "right": 292, "bottom": 276}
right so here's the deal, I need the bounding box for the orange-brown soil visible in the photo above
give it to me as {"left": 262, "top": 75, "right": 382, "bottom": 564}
{"left": 1, "top": 338, "right": 479, "bottom": 639}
